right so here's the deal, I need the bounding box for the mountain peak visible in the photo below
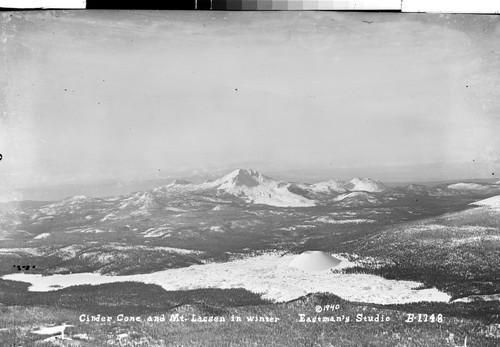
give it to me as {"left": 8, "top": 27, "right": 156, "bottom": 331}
{"left": 232, "top": 168, "right": 264, "bottom": 178}
{"left": 346, "top": 177, "right": 387, "bottom": 193}
{"left": 350, "top": 177, "right": 362, "bottom": 185}
{"left": 218, "top": 168, "right": 270, "bottom": 188}
{"left": 211, "top": 169, "right": 315, "bottom": 207}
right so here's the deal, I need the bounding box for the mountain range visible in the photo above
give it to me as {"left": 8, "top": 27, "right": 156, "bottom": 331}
{"left": 162, "top": 169, "right": 390, "bottom": 207}
{"left": 1, "top": 168, "right": 499, "bottom": 245}
{"left": 2, "top": 169, "right": 500, "bottom": 214}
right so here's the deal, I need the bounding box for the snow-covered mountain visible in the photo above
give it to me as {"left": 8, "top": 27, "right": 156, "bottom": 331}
{"left": 158, "top": 170, "right": 389, "bottom": 206}
{"left": 206, "top": 169, "right": 315, "bottom": 207}
{"left": 344, "top": 177, "right": 387, "bottom": 193}
{"left": 211, "top": 169, "right": 269, "bottom": 189}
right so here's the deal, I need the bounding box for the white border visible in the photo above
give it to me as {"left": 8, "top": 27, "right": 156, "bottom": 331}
{"left": 402, "top": 0, "right": 500, "bottom": 14}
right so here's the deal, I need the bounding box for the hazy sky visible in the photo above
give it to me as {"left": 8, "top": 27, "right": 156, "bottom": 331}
{"left": 1, "top": 11, "right": 499, "bottom": 199}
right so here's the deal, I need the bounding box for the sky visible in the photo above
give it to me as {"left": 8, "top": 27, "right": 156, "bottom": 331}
{"left": 1, "top": 11, "right": 499, "bottom": 200}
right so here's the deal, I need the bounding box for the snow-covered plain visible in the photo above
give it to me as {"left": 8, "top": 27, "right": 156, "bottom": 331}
{"left": 2, "top": 253, "right": 451, "bottom": 304}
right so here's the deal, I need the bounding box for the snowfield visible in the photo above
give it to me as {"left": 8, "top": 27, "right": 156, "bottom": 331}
{"left": 2, "top": 253, "right": 451, "bottom": 304}
{"left": 314, "top": 216, "right": 376, "bottom": 224}
{"left": 334, "top": 191, "right": 378, "bottom": 203}
{"left": 109, "top": 245, "right": 203, "bottom": 255}
{"left": 306, "top": 180, "right": 347, "bottom": 194}
{"left": 33, "top": 233, "right": 51, "bottom": 239}
{"left": 470, "top": 195, "right": 500, "bottom": 210}
{"left": 65, "top": 227, "right": 109, "bottom": 234}
{"left": 448, "top": 183, "right": 488, "bottom": 190}
{"left": 0, "top": 248, "right": 42, "bottom": 256}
